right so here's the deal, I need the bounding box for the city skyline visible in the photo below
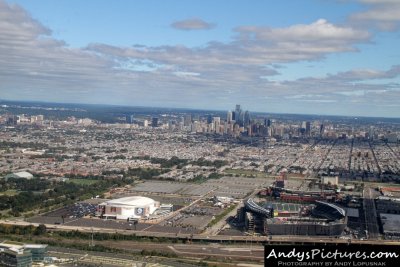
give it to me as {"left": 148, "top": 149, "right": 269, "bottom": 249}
{"left": 1, "top": 0, "right": 400, "bottom": 117}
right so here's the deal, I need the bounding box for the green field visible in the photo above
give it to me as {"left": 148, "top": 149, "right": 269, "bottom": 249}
{"left": 224, "top": 168, "right": 269, "bottom": 178}
{"left": 68, "top": 179, "right": 99, "bottom": 185}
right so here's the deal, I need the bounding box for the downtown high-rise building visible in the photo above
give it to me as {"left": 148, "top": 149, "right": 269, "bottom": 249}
{"left": 227, "top": 111, "right": 232, "bottom": 123}
{"left": 206, "top": 114, "right": 212, "bottom": 124}
{"left": 231, "top": 111, "right": 236, "bottom": 121}
{"left": 306, "top": 121, "right": 311, "bottom": 136}
{"left": 151, "top": 117, "right": 158, "bottom": 127}
{"left": 184, "top": 114, "right": 192, "bottom": 126}
{"left": 235, "top": 104, "right": 243, "bottom": 126}
{"left": 244, "top": 111, "right": 251, "bottom": 127}
{"left": 126, "top": 114, "right": 134, "bottom": 124}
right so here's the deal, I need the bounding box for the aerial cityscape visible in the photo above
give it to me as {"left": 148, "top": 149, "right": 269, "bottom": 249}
{"left": 1, "top": 0, "right": 400, "bottom": 266}
{"left": 0, "top": 100, "right": 399, "bottom": 266}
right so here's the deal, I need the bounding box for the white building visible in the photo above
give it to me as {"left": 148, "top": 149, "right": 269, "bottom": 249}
{"left": 387, "top": 133, "right": 398, "bottom": 143}
{"left": 96, "top": 196, "right": 159, "bottom": 220}
{"left": 321, "top": 176, "right": 339, "bottom": 186}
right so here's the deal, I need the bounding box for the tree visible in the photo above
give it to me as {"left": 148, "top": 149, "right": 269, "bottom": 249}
{"left": 34, "top": 224, "right": 47, "bottom": 235}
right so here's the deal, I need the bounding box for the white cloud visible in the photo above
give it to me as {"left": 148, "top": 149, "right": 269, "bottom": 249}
{"left": 171, "top": 18, "right": 215, "bottom": 30}
{"left": 328, "top": 66, "right": 400, "bottom": 81}
{"left": 350, "top": 0, "right": 400, "bottom": 30}
{"left": 89, "top": 19, "right": 370, "bottom": 69}
{"left": 237, "top": 19, "right": 369, "bottom": 42}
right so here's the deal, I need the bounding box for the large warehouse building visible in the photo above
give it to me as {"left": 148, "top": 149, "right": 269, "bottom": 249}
{"left": 96, "top": 196, "right": 160, "bottom": 220}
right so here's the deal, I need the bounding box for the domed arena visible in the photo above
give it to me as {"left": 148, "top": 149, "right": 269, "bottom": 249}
{"left": 96, "top": 196, "right": 160, "bottom": 220}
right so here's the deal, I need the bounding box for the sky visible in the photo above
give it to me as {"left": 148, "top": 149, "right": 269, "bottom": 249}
{"left": 1, "top": 0, "right": 400, "bottom": 117}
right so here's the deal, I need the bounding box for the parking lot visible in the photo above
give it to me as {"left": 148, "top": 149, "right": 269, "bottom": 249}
{"left": 128, "top": 176, "right": 275, "bottom": 198}
{"left": 29, "top": 202, "right": 98, "bottom": 224}
{"left": 43, "top": 202, "right": 97, "bottom": 219}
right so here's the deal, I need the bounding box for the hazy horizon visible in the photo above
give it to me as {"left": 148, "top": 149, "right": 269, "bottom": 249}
{"left": 2, "top": 98, "right": 400, "bottom": 120}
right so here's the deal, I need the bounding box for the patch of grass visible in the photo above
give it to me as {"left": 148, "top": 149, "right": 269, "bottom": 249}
{"left": 0, "top": 190, "right": 18, "bottom": 196}
{"left": 207, "top": 204, "right": 238, "bottom": 228}
{"left": 224, "top": 168, "right": 264, "bottom": 177}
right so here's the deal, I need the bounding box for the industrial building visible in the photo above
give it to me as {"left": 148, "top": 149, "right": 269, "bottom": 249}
{"left": 321, "top": 176, "right": 339, "bottom": 186}
{"left": 380, "top": 213, "right": 400, "bottom": 239}
{"left": 96, "top": 196, "right": 160, "bottom": 220}
{"left": 0, "top": 241, "right": 47, "bottom": 267}
{"left": 376, "top": 196, "right": 400, "bottom": 214}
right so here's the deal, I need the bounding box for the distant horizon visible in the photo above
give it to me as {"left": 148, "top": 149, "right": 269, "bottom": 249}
{"left": 2, "top": 98, "right": 400, "bottom": 120}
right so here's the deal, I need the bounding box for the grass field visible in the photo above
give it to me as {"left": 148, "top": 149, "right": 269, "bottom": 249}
{"left": 68, "top": 179, "right": 99, "bottom": 185}
{"left": 223, "top": 168, "right": 270, "bottom": 178}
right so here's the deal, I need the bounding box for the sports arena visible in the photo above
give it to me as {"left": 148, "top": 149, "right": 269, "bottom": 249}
{"left": 241, "top": 198, "right": 347, "bottom": 236}
{"left": 96, "top": 196, "right": 160, "bottom": 220}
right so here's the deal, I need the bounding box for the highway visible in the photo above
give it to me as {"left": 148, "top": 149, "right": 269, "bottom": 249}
{"left": 1, "top": 219, "right": 397, "bottom": 246}
{"left": 48, "top": 245, "right": 264, "bottom": 266}
{"left": 363, "top": 186, "right": 380, "bottom": 239}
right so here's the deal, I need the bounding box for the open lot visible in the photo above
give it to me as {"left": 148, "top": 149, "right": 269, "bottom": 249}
{"left": 127, "top": 181, "right": 214, "bottom": 196}
{"left": 127, "top": 177, "right": 274, "bottom": 198}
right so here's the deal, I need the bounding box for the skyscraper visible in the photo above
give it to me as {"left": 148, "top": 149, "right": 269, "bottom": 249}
{"left": 235, "top": 104, "right": 241, "bottom": 113}
{"left": 227, "top": 111, "right": 232, "bottom": 123}
{"left": 184, "top": 114, "right": 192, "bottom": 126}
{"left": 206, "top": 114, "right": 212, "bottom": 124}
{"left": 151, "top": 117, "right": 158, "bottom": 127}
{"left": 231, "top": 111, "right": 236, "bottom": 121}
{"left": 126, "top": 115, "right": 134, "bottom": 124}
{"left": 305, "top": 121, "right": 311, "bottom": 136}
{"left": 212, "top": 117, "right": 221, "bottom": 124}
{"left": 244, "top": 111, "right": 251, "bottom": 127}
{"left": 235, "top": 104, "right": 243, "bottom": 126}
{"left": 213, "top": 117, "right": 220, "bottom": 133}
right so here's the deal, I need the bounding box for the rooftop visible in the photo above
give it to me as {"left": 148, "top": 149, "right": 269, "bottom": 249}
{"left": 102, "top": 196, "right": 155, "bottom": 207}
{"left": 380, "top": 213, "right": 400, "bottom": 234}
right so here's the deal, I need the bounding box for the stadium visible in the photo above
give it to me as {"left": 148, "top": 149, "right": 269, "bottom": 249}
{"left": 241, "top": 198, "right": 347, "bottom": 236}
{"left": 96, "top": 196, "right": 160, "bottom": 220}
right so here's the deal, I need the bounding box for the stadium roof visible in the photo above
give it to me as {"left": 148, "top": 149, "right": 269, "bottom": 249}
{"left": 101, "top": 196, "right": 155, "bottom": 207}
{"left": 345, "top": 208, "right": 359, "bottom": 218}
{"left": 315, "top": 200, "right": 346, "bottom": 217}
{"left": 5, "top": 171, "right": 34, "bottom": 179}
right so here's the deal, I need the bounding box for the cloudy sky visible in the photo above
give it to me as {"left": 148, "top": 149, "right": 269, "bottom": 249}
{"left": 1, "top": 0, "right": 400, "bottom": 117}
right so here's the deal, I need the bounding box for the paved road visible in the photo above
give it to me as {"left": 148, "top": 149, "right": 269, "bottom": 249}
{"left": 2, "top": 219, "right": 396, "bottom": 245}
{"left": 167, "top": 243, "right": 264, "bottom": 261}
{"left": 363, "top": 186, "right": 380, "bottom": 239}
{"left": 48, "top": 247, "right": 198, "bottom": 267}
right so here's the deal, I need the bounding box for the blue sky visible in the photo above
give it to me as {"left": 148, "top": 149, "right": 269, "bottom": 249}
{"left": 1, "top": 0, "right": 400, "bottom": 117}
